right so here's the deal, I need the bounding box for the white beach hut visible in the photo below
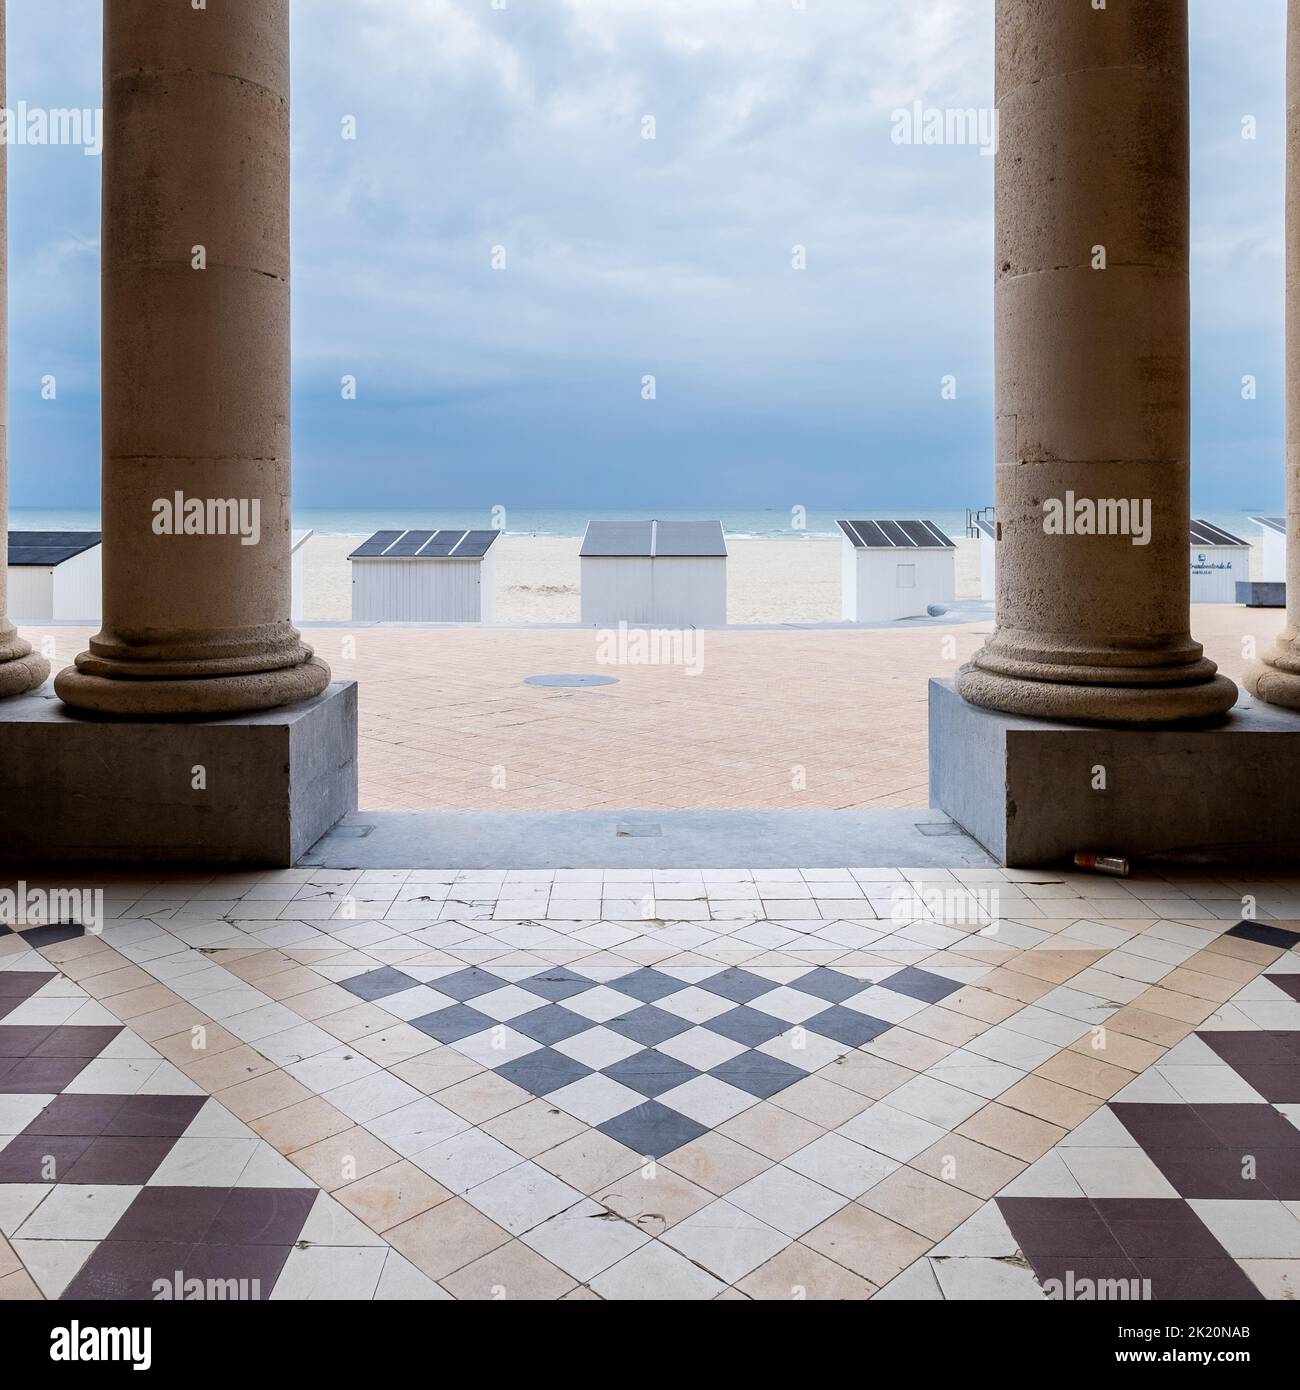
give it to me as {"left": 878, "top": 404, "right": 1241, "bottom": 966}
{"left": 1189, "top": 520, "right": 1250, "bottom": 604}
{"left": 579, "top": 519, "right": 727, "bottom": 626}
{"left": 838, "top": 519, "right": 956, "bottom": 622}
{"left": 291, "top": 528, "right": 312, "bottom": 622}
{"left": 6, "top": 531, "right": 102, "bottom": 621}
{"left": 1250, "top": 516, "right": 1287, "bottom": 583}
{"left": 967, "top": 508, "right": 997, "bottom": 601}
{"left": 348, "top": 527, "right": 499, "bottom": 622}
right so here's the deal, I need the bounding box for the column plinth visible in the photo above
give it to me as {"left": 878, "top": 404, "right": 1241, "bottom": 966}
{"left": 0, "top": 4, "right": 49, "bottom": 700}
{"left": 1245, "top": 3, "right": 1300, "bottom": 711}
{"left": 54, "top": 0, "right": 327, "bottom": 719}
{"left": 956, "top": 0, "right": 1236, "bottom": 725}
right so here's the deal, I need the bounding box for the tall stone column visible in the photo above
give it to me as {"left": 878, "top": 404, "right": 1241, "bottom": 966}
{"left": 957, "top": 0, "right": 1236, "bottom": 723}
{"left": 0, "top": 1, "right": 50, "bottom": 699}
{"left": 55, "top": 0, "right": 328, "bottom": 716}
{"left": 1246, "top": 3, "right": 1300, "bottom": 710}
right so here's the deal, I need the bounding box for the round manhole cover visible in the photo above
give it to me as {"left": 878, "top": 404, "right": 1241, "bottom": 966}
{"left": 525, "top": 674, "right": 619, "bottom": 688}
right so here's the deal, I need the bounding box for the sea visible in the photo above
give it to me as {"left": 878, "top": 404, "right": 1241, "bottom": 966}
{"left": 9, "top": 507, "right": 1284, "bottom": 543}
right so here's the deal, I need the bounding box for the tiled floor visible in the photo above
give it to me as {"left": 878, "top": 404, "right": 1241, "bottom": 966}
{"left": 21, "top": 606, "right": 1278, "bottom": 812}
{"left": 1, "top": 866, "right": 1297, "bottom": 1300}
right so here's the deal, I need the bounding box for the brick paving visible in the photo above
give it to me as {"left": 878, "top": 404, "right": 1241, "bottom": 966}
{"left": 23, "top": 605, "right": 1281, "bottom": 813}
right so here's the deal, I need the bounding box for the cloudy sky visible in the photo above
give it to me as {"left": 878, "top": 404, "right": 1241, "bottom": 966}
{"left": 7, "top": 0, "right": 1288, "bottom": 512}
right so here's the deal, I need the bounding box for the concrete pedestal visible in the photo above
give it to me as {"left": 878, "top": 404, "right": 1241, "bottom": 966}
{"left": 929, "top": 678, "right": 1300, "bottom": 866}
{"left": 1237, "top": 581, "right": 1286, "bottom": 609}
{"left": 0, "top": 681, "right": 356, "bottom": 867}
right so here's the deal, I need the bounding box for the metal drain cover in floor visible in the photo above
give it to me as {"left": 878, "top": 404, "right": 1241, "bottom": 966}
{"left": 525, "top": 674, "right": 619, "bottom": 688}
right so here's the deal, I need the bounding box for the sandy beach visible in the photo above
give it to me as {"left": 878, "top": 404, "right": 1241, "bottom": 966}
{"left": 302, "top": 534, "right": 986, "bottom": 624}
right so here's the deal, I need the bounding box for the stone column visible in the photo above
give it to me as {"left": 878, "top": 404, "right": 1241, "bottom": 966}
{"left": 957, "top": 0, "right": 1236, "bottom": 723}
{"left": 0, "top": 1, "right": 50, "bottom": 699}
{"left": 55, "top": 0, "right": 328, "bottom": 716}
{"left": 1246, "top": 4, "right": 1300, "bottom": 710}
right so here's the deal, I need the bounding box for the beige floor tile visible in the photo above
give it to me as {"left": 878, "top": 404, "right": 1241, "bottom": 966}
{"left": 771, "top": 1076, "right": 871, "bottom": 1128}
{"left": 862, "top": 1028, "right": 954, "bottom": 1071}
{"left": 336, "top": 1159, "right": 451, "bottom": 1233}
{"left": 662, "top": 1131, "right": 772, "bottom": 1195}
{"left": 1066, "top": 1030, "right": 1163, "bottom": 1074}
{"left": 216, "top": 1069, "right": 313, "bottom": 1123}
{"left": 386, "top": 1198, "right": 512, "bottom": 1281}
{"left": 440, "top": 1239, "right": 578, "bottom": 1300}
{"left": 250, "top": 1096, "right": 354, "bottom": 1154}
{"left": 349, "top": 1024, "right": 439, "bottom": 1069}
{"left": 595, "top": 1168, "right": 715, "bottom": 1233}
{"left": 998, "top": 1075, "right": 1100, "bottom": 1129}
{"left": 480, "top": 1098, "right": 587, "bottom": 1158}
{"left": 815, "top": 1051, "right": 914, "bottom": 1100}
{"left": 956, "top": 1103, "right": 1068, "bottom": 1162}
{"left": 534, "top": 1132, "right": 643, "bottom": 1194}
{"left": 0, "top": 1269, "right": 42, "bottom": 1300}
{"left": 184, "top": 1043, "right": 277, "bottom": 1092}
{"left": 290, "top": 1125, "right": 402, "bottom": 1191}
{"left": 1036, "top": 1049, "right": 1136, "bottom": 1100}
{"left": 391, "top": 1047, "right": 485, "bottom": 1095}
{"left": 435, "top": 1071, "right": 532, "bottom": 1124}
{"left": 717, "top": 1102, "right": 826, "bottom": 1160}
{"left": 858, "top": 1166, "right": 982, "bottom": 1240}
{"left": 803, "top": 1203, "right": 931, "bottom": 1286}
{"left": 909, "top": 1134, "right": 1026, "bottom": 1198}
{"left": 737, "top": 1241, "right": 878, "bottom": 1300}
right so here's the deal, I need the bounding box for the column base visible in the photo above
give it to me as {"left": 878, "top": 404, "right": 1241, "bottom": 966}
{"left": 930, "top": 677, "right": 1300, "bottom": 866}
{"left": 54, "top": 655, "right": 331, "bottom": 718}
{"left": 0, "top": 649, "right": 51, "bottom": 700}
{"left": 955, "top": 663, "right": 1238, "bottom": 725}
{"left": 0, "top": 680, "right": 357, "bottom": 866}
{"left": 1243, "top": 653, "right": 1300, "bottom": 712}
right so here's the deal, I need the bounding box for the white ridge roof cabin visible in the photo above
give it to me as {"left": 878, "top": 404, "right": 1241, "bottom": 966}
{"left": 6, "top": 531, "right": 102, "bottom": 621}
{"left": 1250, "top": 516, "right": 1287, "bottom": 584}
{"left": 348, "top": 527, "right": 499, "bottom": 622}
{"left": 291, "top": 528, "right": 312, "bottom": 622}
{"left": 838, "top": 518, "right": 956, "bottom": 622}
{"left": 1189, "top": 520, "right": 1250, "bottom": 604}
{"left": 579, "top": 519, "right": 728, "bottom": 626}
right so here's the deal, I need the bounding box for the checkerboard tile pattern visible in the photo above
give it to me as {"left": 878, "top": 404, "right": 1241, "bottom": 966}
{"left": 340, "top": 962, "right": 958, "bottom": 1157}
{"left": 2, "top": 869, "right": 1298, "bottom": 1301}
